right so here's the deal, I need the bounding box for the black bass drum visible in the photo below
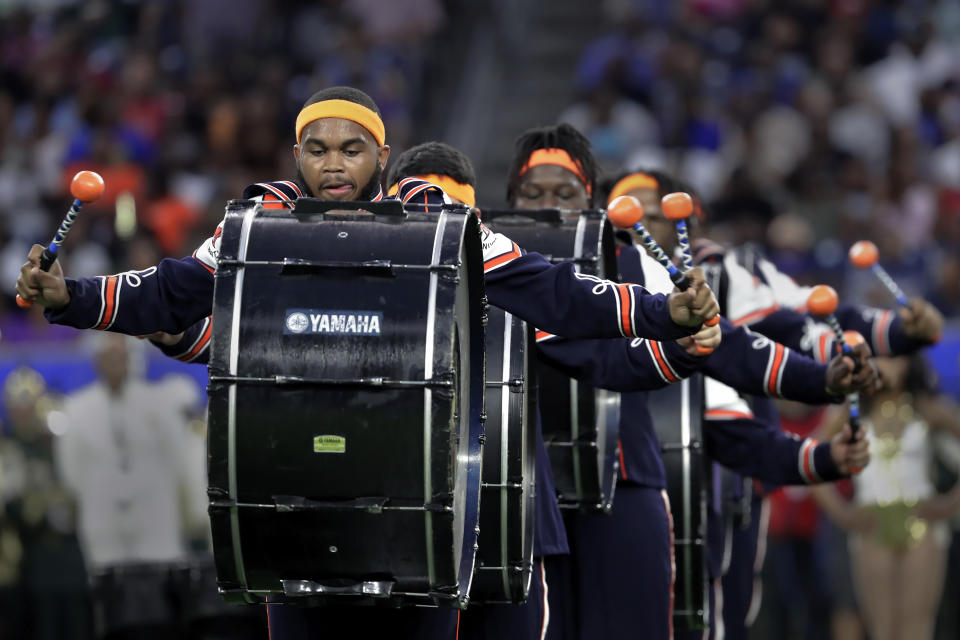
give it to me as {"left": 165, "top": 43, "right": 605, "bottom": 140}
{"left": 649, "top": 373, "right": 708, "bottom": 632}
{"left": 470, "top": 306, "right": 536, "bottom": 603}
{"left": 207, "top": 198, "right": 485, "bottom": 608}
{"left": 482, "top": 209, "right": 620, "bottom": 512}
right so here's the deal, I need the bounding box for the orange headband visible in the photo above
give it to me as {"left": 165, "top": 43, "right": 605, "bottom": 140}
{"left": 607, "top": 173, "right": 659, "bottom": 205}
{"left": 295, "top": 99, "right": 386, "bottom": 146}
{"left": 520, "top": 148, "right": 592, "bottom": 194}
{"left": 388, "top": 174, "right": 476, "bottom": 207}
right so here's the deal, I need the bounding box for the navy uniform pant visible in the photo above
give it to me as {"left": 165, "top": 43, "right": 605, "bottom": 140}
{"left": 570, "top": 485, "right": 674, "bottom": 640}
{"left": 459, "top": 554, "right": 575, "bottom": 640}
{"left": 266, "top": 602, "right": 460, "bottom": 639}
{"left": 676, "top": 494, "right": 768, "bottom": 640}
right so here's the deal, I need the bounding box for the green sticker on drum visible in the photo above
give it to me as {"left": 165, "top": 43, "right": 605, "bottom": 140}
{"left": 313, "top": 435, "right": 346, "bottom": 453}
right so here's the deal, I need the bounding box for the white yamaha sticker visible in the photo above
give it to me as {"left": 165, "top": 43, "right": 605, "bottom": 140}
{"left": 284, "top": 309, "right": 382, "bottom": 336}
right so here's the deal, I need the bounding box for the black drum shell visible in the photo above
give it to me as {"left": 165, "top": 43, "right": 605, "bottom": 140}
{"left": 482, "top": 209, "right": 621, "bottom": 512}
{"left": 649, "top": 374, "right": 708, "bottom": 632}
{"left": 471, "top": 306, "right": 536, "bottom": 603}
{"left": 207, "top": 201, "right": 485, "bottom": 607}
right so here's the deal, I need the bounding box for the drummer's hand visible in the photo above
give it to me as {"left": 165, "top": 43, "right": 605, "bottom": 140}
{"left": 676, "top": 321, "right": 721, "bottom": 356}
{"left": 16, "top": 244, "right": 69, "bottom": 309}
{"left": 668, "top": 268, "right": 719, "bottom": 327}
{"left": 825, "top": 343, "right": 880, "bottom": 396}
{"left": 899, "top": 298, "right": 943, "bottom": 344}
{"left": 830, "top": 423, "right": 870, "bottom": 475}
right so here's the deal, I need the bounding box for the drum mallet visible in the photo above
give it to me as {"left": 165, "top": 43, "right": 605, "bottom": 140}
{"left": 16, "top": 170, "right": 104, "bottom": 308}
{"left": 607, "top": 194, "right": 718, "bottom": 354}
{"left": 807, "top": 285, "right": 863, "bottom": 440}
{"left": 849, "top": 240, "right": 908, "bottom": 307}
{"left": 661, "top": 192, "right": 697, "bottom": 272}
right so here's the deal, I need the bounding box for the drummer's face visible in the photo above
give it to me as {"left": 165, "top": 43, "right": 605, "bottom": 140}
{"left": 512, "top": 165, "right": 589, "bottom": 212}
{"left": 294, "top": 118, "right": 391, "bottom": 201}
{"left": 626, "top": 186, "right": 677, "bottom": 255}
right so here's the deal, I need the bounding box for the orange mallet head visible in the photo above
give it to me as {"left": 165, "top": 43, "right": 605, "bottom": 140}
{"left": 807, "top": 284, "right": 839, "bottom": 317}
{"left": 843, "top": 330, "right": 866, "bottom": 347}
{"left": 70, "top": 170, "right": 105, "bottom": 203}
{"left": 607, "top": 195, "right": 644, "bottom": 229}
{"left": 661, "top": 192, "right": 694, "bottom": 221}
{"left": 849, "top": 241, "right": 878, "bottom": 269}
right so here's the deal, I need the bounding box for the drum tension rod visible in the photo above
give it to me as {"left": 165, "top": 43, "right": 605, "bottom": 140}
{"left": 217, "top": 257, "right": 460, "bottom": 276}
{"left": 208, "top": 375, "right": 454, "bottom": 389}
{"left": 208, "top": 496, "right": 454, "bottom": 514}
{"left": 545, "top": 440, "right": 600, "bottom": 450}
{"left": 660, "top": 442, "right": 703, "bottom": 452}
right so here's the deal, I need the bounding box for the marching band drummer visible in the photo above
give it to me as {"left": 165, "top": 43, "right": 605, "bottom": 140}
{"left": 384, "top": 141, "right": 572, "bottom": 640}
{"left": 15, "top": 86, "right": 720, "bottom": 640}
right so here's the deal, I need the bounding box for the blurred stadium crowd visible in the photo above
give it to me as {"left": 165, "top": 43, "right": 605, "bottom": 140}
{"left": 0, "top": 0, "right": 957, "bottom": 639}
{"left": 562, "top": 0, "right": 960, "bottom": 314}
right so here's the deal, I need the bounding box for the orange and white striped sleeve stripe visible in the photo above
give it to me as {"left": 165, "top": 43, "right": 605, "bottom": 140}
{"left": 871, "top": 309, "right": 893, "bottom": 356}
{"left": 763, "top": 342, "right": 789, "bottom": 397}
{"left": 92, "top": 275, "right": 122, "bottom": 330}
{"left": 797, "top": 438, "right": 822, "bottom": 484}
{"left": 643, "top": 339, "right": 681, "bottom": 384}
{"left": 172, "top": 316, "right": 213, "bottom": 363}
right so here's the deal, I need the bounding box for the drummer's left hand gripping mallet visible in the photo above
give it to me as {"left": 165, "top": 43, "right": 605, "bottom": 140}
{"left": 807, "top": 284, "right": 864, "bottom": 441}
{"left": 607, "top": 194, "right": 719, "bottom": 354}
{"left": 16, "top": 170, "right": 105, "bottom": 308}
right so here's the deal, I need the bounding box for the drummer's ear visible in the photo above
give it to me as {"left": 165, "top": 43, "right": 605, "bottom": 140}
{"left": 377, "top": 144, "right": 391, "bottom": 170}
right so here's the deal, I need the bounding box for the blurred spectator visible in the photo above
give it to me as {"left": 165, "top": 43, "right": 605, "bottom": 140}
{"left": 813, "top": 355, "right": 960, "bottom": 640}
{"left": 55, "top": 333, "right": 203, "bottom": 568}
{"left": 1, "top": 366, "right": 92, "bottom": 640}
{"left": 54, "top": 333, "right": 206, "bottom": 639}
{"left": 559, "top": 82, "right": 660, "bottom": 173}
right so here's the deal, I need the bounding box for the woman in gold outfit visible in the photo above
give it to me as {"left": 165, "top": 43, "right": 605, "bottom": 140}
{"left": 813, "top": 354, "right": 960, "bottom": 640}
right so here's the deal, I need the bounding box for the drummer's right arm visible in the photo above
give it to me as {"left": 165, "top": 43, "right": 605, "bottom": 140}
{"left": 657, "top": 318, "right": 846, "bottom": 404}
{"left": 43, "top": 224, "right": 222, "bottom": 335}
{"left": 535, "top": 332, "right": 683, "bottom": 392}
{"left": 480, "top": 226, "right": 714, "bottom": 340}
{"left": 42, "top": 257, "right": 215, "bottom": 335}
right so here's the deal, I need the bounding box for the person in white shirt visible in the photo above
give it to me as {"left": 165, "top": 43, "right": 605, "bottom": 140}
{"left": 55, "top": 333, "right": 198, "bottom": 569}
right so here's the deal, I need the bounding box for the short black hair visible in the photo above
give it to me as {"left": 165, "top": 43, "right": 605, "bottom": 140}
{"left": 387, "top": 141, "right": 476, "bottom": 188}
{"left": 506, "top": 123, "right": 599, "bottom": 206}
{"left": 302, "top": 86, "right": 381, "bottom": 116}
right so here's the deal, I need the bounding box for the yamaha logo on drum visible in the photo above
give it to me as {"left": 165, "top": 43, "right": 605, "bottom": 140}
{"left": 284, "top": 309, "right": 383, "bottom": 336}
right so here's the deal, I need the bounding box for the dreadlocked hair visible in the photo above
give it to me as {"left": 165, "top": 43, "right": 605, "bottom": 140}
{"left": 387, "top": 141, "right": 477, "bottom": 188}
{"left": 302, "top": 86, "right": 381, "bottom": 115}
{"left": 506, "top": 123, "right": 599, "bottom": 207}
